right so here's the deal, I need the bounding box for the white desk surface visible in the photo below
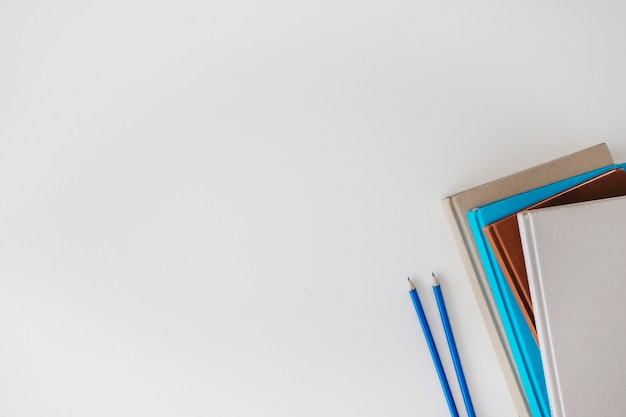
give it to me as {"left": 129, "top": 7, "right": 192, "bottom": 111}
{"left": 2, "top": 1, "right": 626, "bottom": 416}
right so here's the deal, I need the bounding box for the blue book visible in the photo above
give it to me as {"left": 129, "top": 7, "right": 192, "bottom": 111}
{"left": 467, "top": 163, "right": 625, "bottom": 417}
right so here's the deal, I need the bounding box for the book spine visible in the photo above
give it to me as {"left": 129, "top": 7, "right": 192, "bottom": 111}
{"left": 518, "top": 212, "right": 562, "bottom": 417}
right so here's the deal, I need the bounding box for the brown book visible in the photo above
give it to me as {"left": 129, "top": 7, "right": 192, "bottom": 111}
{"left": 484, "top": 167, "right": 626, "bottom": 343}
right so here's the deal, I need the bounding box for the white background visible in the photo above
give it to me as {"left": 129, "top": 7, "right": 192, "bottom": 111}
{"left": 2, "top": 1, "right": 626, "bottom": 416}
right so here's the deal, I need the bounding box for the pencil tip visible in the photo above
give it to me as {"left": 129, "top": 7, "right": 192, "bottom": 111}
{"left": 407, "top": 277, "right": 415, "bottom": 290}
{"left": 432, "top": 273, "right": 440, "bottom": 286}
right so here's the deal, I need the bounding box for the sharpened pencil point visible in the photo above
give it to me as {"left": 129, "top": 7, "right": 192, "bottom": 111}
{"left": 407, "top": 277, "right": 416, "bottom": 290}
{"left": 432, "top": 273, "right": 440, "bottom": 286}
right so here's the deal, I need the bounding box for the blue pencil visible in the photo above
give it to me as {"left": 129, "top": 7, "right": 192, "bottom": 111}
{"left": 407, "top": 277, "right": 459, "bottom": 417}
{"left": 432, "top": 273, "right": 476, "bottom": 417}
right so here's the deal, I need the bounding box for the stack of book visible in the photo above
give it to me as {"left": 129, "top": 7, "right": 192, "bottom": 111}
{"left": 443, "top": 143, "right": 626, "bottom": 417}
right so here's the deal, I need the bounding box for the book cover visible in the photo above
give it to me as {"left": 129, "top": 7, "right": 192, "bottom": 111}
{"left": 519, "top": 195, "right": 626, "bottom": 417}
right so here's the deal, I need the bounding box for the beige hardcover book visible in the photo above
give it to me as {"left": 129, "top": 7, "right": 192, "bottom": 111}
{"left": 441, "top": 143, "right": 612, "bottom": 417}
{"left": 519, "top": 195, "right": 626, "bottom": 417}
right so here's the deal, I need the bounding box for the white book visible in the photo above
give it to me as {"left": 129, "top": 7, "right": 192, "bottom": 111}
{"left": 518, "top": 195, "right": 626, "bottom": 417}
